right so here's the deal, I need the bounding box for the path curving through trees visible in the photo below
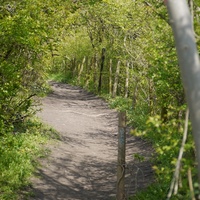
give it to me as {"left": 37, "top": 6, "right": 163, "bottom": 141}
{"left": 30, "top": 81, "right": 153, "bottom": 200}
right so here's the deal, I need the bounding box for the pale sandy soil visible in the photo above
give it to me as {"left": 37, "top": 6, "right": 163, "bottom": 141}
{"left": 29, "top": 81, "right": 153, "bottom": 200}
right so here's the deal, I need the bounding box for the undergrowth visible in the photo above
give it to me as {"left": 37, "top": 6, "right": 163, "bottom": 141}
{"left": 0, "top": 118, "right": 59, "bottom": 200}
{"left": 108, "top": 96, "right": 197, "bottom": 199}
{"left": 48, "top": 73, "right": 74, "bottom": 85}
{"left": 97, "top": 95, "right": 198, "bottom": 199}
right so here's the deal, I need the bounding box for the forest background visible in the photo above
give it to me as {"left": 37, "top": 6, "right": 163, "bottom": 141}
{"left": 0, "top": 0, "right": 200, "bottom": 199}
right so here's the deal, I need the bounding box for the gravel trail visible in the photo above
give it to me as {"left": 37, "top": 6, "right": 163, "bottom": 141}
{"left": 30, "top": 81, "right": 153, "bottom": 200}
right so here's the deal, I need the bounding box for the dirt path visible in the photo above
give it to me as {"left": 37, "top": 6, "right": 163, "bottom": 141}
{"left": 30, "top": 81, "right": 153, "bottom": 200}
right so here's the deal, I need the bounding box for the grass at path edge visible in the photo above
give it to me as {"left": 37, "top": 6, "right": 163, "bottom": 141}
{"left": 0, "top": 118, "right": 59, "bottom": 200}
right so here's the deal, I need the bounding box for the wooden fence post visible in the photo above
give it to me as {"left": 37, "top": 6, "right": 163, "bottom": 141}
{"left": 124, "top": 62, "right": 129, "bottom": 98}
{"left": 78, "top": 57, "right": 86, "bottom": 84}
{"left": 93, "top": 55, "right": 98, "bottom": 92}
{"left": 109, "top": 59, "right": 113, "bottom": 95}
{"left": 98, "top": 48, "right": 106, "bottom": 92}
{"left": 72, "top": 57, "right": 77, "bottom": 78}
{"left": 117, "top": 111, "right": 126, "bottom": 200}
{"left": 113, "top": 60, "right": 120, "bottom": 97}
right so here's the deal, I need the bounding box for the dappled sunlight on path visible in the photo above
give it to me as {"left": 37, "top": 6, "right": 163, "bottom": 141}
{"left": 30, "top": 81, "right": 153, "bottom": 200}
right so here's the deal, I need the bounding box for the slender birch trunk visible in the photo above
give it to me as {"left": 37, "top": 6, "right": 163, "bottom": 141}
{"left": 166, "top": 0, "right": 200, "bottom": 183}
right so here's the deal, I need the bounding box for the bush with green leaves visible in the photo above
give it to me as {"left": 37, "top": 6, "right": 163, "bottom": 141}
{"left": 0, "top": 118, "right": 58, "bottom": 200}
{"left": 132, "top": 106, "right": 197, "bottom": 200}
{"left": 0, "top": 0, "right": 198, "bottom": 199}
{"left": 0, "top": 0, "right": 51, "bottom": 133}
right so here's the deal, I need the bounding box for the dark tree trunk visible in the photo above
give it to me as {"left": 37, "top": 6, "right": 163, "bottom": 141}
{"left": 98, "top": 48, "right": 106, "bottom": 93}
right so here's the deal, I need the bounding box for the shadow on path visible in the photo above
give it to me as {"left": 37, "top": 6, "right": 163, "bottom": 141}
{"left": 29, "top": 81, "right": 154, "bottom": 200}
{"left": 31, "top": 158, "right": 117, "bottom": 200}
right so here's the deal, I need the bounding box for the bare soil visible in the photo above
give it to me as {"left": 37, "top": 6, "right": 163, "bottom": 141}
{"left": 29, "top": 81, "right": 154, "bottom": 200}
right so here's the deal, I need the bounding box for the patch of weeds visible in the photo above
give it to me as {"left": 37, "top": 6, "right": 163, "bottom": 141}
{"left": 48, "top": 72, "right": 73, "bottom": 84}
{"left": 0, "top": 118, "right": 59, "bottom": 200}
{"left": 108, "top": 96, "right": 132, "bottom": 112}
{"left": 131, "top": 108, "right": 197, "bottom": 199}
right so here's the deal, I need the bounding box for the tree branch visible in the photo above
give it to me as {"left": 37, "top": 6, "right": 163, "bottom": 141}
{"left": 167, "top": 108, "right": 189, "bottom": 199}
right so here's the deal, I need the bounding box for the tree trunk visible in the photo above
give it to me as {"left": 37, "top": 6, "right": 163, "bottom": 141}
{"left": 78, "top": 57, "right": 86, "bottom": 84}
{"left": 132, "top": 78, "right": 138, "bottom": 109}
{"left": 98, "top": 48, "right": 106, "bottom": 93}
{"left": 166, "top": 0, "right": 200, "bottom": 183}
{"left": 124, "top": 62, "right": 129, "bottom": 98}
{"left": 188, "top": 0, "right": 194, "bottom": 30}
{"left": 84, "top": 57, "right": 90, "bottom": 88}
{"left": 109, "top": 59, "right": 113, "bottom": 95}
{"left": 95, "top": 56, "right": 99, "bottom": 91}
{"left": 161, "top": 106, "right": 168, "bottom": 123}
{"left": 148, "top": 78, "right": 154, "bottom": 115}
{"left": 72, "top": 57, "right": 77, "bottom": 78}
{"left": 113, "top": 60, "right": 121, "bottom": 97}
{"left": 93, "top": 55, "right": 98, "bottom": 91}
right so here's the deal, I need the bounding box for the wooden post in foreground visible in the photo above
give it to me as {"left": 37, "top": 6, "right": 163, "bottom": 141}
{"left": 117, "top": 111, "right": 126, "bottom": 200}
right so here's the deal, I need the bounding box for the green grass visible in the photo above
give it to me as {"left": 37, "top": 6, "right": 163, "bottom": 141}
{"left": 0, "top": 118, "right": 59, "bottom": 200}
{"left": 48, "top": 72, "right": 73, "bottom": 84}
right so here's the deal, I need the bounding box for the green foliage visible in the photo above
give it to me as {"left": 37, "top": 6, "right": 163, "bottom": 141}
{"left": 132, "top": 107, "right": 197, "bottom": 199}
{"left": 47, "top": 0, "right": 200, "bottom": 198}
{"left": 0, "top": 0, "right": 51, "bottom": 134}
{"left": 0, "top": 0, "right": 76, "bottom": 134}
{"left": 108, "top": 96, "right": 132, "bottom": 112}
{"left": 49, "top": 73, "right": 73, "bottom": 84}
{"left": 106, "top": 96, "right": 149, "bottom": 129}
{"left": 0, "top": 119, "right": 57, "bottom": 200}
{"left": 0, "top": 0, "right": 199, "bottom": 199}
